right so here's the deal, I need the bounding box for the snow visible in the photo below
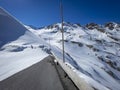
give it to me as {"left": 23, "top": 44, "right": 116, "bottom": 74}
{"left": 0, "top": 45, "right": 48, "bottom": 81}
{"left": 1, "top": 7, "right": 120, "bottom": 90}
{"left": 29, "top": 22, "right": 120, "bottom": 90}
{"left": 0, "top": 8, "right": 49, "bottom": 81}
{"left": 0, "top": 7, "right": 46, "bottom": 46}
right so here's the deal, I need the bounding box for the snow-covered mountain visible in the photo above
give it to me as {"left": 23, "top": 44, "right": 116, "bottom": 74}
{"left": 26, "top": 22, "right": 120, "bottom": 90}
{"left": 0, "top": 8, "right": 49, "bottom": 81}
{"left": 1, "top": 7, "right": 120, "bottom": 90}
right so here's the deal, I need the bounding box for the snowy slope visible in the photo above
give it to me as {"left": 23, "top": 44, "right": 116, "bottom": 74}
{"left": 27, "top": 22, "right": 120, "bottom": 90}
{"left": 0, "top": 8, "right": 47, "bottom": 46}
{"left": 0, "top": 8, "right": 49, "bottom": 81}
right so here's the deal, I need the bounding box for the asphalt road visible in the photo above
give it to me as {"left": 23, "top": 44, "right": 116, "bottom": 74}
{"left": 0, "top": 55, "right": 79, "bottom": 90}
{"left": 0, "top": 56, "right": 64, "bottom": 90}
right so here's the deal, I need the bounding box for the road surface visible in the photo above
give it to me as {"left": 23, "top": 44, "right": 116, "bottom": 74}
{"left": 0, "top": 55, "right": 78, "bottom": 90}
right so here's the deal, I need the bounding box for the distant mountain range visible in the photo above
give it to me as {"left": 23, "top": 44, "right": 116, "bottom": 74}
{"left": 26, "top": 21, "right": 120, "bottom": 90}
{"left": 26, "top": 22, "right": 120, "bottom": 31}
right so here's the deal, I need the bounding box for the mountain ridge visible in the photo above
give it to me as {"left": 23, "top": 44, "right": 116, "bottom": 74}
{"left": 26, "top": 21, "right": 120, "bottom": 90}
{"left": 25, "top": 21, "right": 120, "bottom": 31}
{"left": 1, "top": 7, "right": 120, "bottom": 90}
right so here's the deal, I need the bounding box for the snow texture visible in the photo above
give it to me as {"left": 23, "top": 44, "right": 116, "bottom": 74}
{"left": 27, "top": 22, "right": 120, "bottom": 90}
{"left": 1, "top": 7, "right": 120, "bottom": 90}
{"left": 0, "top": 8, "right": 48, "bottom": 81}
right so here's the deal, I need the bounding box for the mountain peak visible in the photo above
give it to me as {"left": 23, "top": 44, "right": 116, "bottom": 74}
{"left": 104, "top": 22, "right": 118, "bottom": 30}
{"left": 85, "top": 23, "right": 100, "bottom": 30}
{"left": 42, "top": 22, "right": 81, "bottom": 30}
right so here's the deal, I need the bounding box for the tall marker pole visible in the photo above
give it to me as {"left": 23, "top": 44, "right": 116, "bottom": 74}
{"left": 60, "top": 0, "right": 65, "bottom": 62}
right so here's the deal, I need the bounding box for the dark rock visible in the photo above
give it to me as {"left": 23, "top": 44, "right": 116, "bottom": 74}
{"left": 104, "top": 22, "right": 116, "bottom": 30}
{"left": 86, "top": 23, "right": 99, "bottom": 30}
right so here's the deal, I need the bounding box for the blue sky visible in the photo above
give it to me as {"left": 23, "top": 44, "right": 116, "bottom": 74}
{"left": 0, "top": 0, "right": 120, "bottom": 27}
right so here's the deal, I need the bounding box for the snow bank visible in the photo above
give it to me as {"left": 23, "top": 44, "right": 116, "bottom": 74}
{"left": 0, "top": 46, "right": 48, "bottom": 81}
{"left": 0, "top": 8, "right": 49, "bottom": 81}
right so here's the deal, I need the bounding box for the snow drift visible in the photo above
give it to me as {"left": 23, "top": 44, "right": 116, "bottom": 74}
{"left": 0, "top": 7, "right": 46, "bottom": 47}
{"left": 0, "top": 8, "right": 49, "bottom": 81}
